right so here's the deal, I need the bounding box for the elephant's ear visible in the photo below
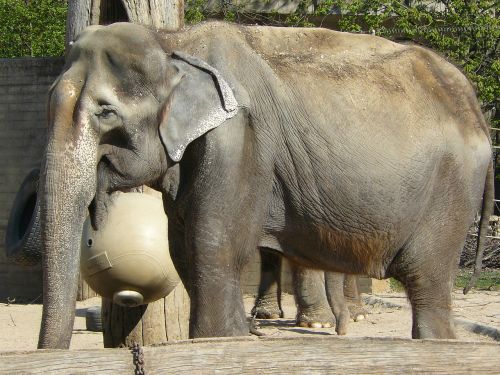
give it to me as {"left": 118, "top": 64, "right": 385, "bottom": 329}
{"left": 159, "top": 51, "right": 238, "bottom": 162}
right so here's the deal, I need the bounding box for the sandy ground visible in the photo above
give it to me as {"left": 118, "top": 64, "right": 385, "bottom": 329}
{"left": 0, "top": 289, "right": 498, "bottom": 352}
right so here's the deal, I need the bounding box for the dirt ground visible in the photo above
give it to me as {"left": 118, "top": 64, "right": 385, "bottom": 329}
{"left": 0, "top": 289, "right": 498, "bottom": 351}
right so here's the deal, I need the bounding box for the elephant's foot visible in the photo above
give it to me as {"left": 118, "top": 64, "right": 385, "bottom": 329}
{"left": 347, "top": 304, "right": 368, "bottom": 322}
{"left": 410, "top": 305, "right": 456, "bottom": 339}
{"left": 251, "top": 299, "right": 283, "bottom": 319}
{"left": 296, "top": 307, "right": 335, "bottom": 328}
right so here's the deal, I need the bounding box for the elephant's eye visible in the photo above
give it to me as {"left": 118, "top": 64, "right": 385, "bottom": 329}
{"left": 97, "top": 107, "right": 117, "bottom": 120}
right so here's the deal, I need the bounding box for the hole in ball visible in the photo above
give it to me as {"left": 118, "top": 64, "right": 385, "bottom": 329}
{"left": 87, "top": 238, "right": 93, "bottom": 247}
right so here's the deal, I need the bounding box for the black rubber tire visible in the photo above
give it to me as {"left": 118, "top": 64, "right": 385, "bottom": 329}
{"left": 86, "top": 306, "right": 103, "bottom": 332}
{"left": 4, "top": 169, "right": 42, "bottom": 266}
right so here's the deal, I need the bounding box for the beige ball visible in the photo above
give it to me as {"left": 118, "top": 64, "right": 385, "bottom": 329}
{"left": 80, "top": 192, "right": 180, "bottom": 307}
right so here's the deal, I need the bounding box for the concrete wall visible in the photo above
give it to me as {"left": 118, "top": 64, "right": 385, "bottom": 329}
{"left": 0, "top": 57, "right": 64, "bottom": 301}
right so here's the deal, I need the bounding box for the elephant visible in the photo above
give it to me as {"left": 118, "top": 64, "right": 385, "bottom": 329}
{"left": 252, "top": 248, "right": 367, "bottom": 335}
{"left": 34, "top": 21, "right": 492, "bottom": 348}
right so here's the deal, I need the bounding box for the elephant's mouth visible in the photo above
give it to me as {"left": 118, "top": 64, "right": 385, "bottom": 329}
{"left": 88, "top": 186, "right": 146, "bottom": 230}
{"left": 89, "top": 156, "right": 127, "bottom": 230}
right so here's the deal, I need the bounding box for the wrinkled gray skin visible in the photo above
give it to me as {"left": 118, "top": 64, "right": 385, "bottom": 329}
{"left": 252, "top": 248, "right": 365, "bottom": 335}
{"left": 37, "top": 22, "right": 492, "bottom": 348}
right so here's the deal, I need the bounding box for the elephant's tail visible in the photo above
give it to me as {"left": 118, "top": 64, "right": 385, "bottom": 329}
{"left": 463, "top": 158, "right": 494, "bottom": 294}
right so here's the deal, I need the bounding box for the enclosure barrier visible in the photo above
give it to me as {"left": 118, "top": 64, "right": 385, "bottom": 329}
{"left": 0, "top": 336, "right": 498, "bottom": 374}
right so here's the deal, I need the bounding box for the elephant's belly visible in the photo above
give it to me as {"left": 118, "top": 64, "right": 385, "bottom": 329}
{"left": 260, "top": 218, "right": 404, "bottom": 279}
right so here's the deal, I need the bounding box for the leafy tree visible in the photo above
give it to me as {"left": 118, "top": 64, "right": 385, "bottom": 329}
{"left": 0, "top": 0, "right": 67, "bottom": 57}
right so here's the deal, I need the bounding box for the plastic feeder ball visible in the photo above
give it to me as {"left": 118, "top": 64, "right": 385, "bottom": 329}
{"left": 80, "top": 192, "right": 180, "bottom": 307}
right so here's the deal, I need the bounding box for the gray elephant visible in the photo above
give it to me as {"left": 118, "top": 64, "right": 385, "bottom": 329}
{"left": 34, "top": 22, "right": 492, "bottom": 348}
{"left": 252, "top": 248, "right": 366, "bottom": 335}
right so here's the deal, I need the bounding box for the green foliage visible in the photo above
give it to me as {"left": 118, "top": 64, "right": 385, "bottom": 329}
{"left": 0, "top": 0, "right": 67, "bottom": 58}
{"left": 185, "top": 0, "right": 244, "bottom": 24}
{"left": 389, "top": 278, "right": 405, "bottom": 292}
{"left": 390, "top": 270, "right": 500, "bottom": 292}
{"left": 284, "top": 0, "right": 315, "bottom": 27}
{"left": 185, "top": 0, "right": 208, "bottom": 24}
{"left": 455, "top": 269, "right": 500, "bottom": 291}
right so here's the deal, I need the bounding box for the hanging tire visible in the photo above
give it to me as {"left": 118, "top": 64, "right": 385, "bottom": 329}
{"left": 86, "top": 306, "right": 103, "bottom": 332}
{"left": 4, "top": 169, "right": 42, "bottom": 266}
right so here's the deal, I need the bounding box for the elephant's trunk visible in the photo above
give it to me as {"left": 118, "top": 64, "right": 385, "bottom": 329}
{"left": 37, "top": 73, "right": 99, "bottom": 349}
{"left": 37, "top": 166, "right": 89, "bottom": 348}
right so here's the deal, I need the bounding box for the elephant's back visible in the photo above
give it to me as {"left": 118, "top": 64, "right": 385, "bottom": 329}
{"left": 168, "top": 22, "right": 406, "bottom": 77}
{"left": 239, "top": 23, "right": 404, "bottom": 70}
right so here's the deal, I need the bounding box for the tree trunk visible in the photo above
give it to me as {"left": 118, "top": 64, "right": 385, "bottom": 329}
{"left": 122, "top": 0, "right": 184, "bottom": 30}
{"left": 66, "top": 0, "right": 101, "bottom": 49}
{"left": 65, "top": 0, "right": 184, "bottom": 48}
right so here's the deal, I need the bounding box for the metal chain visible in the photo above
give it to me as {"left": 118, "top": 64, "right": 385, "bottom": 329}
{"left": 131, "top": 342, "right": 146, "bottom": 375}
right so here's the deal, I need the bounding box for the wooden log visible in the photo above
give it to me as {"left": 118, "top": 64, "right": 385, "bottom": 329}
{"left": 102, "top": 282, "right": 190, "bottom": 348}
{"left": 1, "top": 336, "right": 498, "bottom": 374}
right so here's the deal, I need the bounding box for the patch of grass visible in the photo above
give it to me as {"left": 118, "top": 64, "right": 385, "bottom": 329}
{"left": 389, "top": 278, "right": 405, "bottom": 292}
{"left": 388, "top": 270, "right": 500, "bottom": 292}
{"left": 455, "top": 269, "right": 500, "bottom": 291}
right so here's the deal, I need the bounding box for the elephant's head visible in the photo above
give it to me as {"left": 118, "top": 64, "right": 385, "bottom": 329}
{"left": 37, "top": 23, "right": 238, "bottom": 348}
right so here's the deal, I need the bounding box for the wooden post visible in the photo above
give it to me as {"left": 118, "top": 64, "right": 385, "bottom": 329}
{"left": 101, "top": 186, "right": 190, "bottom": 347}
{"left": 102, "top": 283, "right": 189, "bottom": 347}
{"left": 76, "top": 273, "right": 98, "bottom": 301}
{"left": 99, "top": 0, "right": 187, "bottom": 348}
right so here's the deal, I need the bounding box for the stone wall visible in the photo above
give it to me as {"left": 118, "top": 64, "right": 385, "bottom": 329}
{"left": 0, "top": 57, "right": 64, "bottom": 300}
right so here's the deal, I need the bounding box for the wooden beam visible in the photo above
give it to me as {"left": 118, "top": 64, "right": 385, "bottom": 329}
{"left": 1, "top": 336, "right": 498, "bottom": 374}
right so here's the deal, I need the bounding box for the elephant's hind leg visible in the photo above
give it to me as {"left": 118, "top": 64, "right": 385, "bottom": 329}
{"left": 392, "top": 225, "right": 467, "bottom": 339}
{"left": 325, "top": 272, "right": 350, "bottom": 335}
{"left": 403, "top": 270, "right": 457, "bottom": 340}
{"left": 344, "top": 274, "right": 368, "bottom": 322}
{"left": 292, "top": 265, "right": 337, "bottom": 329}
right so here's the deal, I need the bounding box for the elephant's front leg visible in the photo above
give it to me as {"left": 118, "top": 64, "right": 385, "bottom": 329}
{"left": 186, "top": 218, "right": 255, "bottom": 338}
{"left": 252, "top": 248, "right": 284, "bottom": 319}
{"left": 176, "top": 112, "right": 266, "bottom": 338}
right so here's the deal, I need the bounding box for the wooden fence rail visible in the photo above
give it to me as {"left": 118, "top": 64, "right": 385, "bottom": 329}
{"left": 0, "top": 335, "right": 498, "bottom": 374}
